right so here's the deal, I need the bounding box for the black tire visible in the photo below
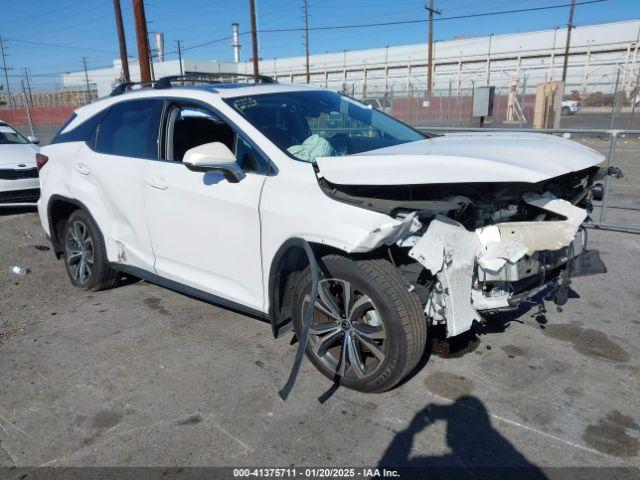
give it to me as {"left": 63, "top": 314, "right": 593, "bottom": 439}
{"left": 62, "top": 209, "right": 119, "bottom": 291}
{"left": 292, "top": 254, "right": 427, "bottom": 393}
{"left": 561, "top": 106, "right": 571, "bottom": 116}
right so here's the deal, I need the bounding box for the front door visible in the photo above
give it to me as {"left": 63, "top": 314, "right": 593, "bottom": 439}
{"left": 144, "top": 102, "right": 268, "bottom": 311}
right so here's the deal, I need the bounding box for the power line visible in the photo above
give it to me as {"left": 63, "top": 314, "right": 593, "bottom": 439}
{"left": 3, "top": 37, "right": 115, "bottom": 55}
{"left": 258, "top": 0, "right": 608, "bottom": 33}
{"left": 156, "top": 0, "right": 610, "bottom": 58}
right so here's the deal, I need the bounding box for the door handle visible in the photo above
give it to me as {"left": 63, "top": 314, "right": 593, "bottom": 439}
{"left": 75, "top": 163, "right": 90, "bottom": 175}
{"left": 145, "top": 175, "right": 168, "bottom": 190}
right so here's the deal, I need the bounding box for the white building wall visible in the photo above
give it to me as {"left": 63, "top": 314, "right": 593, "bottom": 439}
{"left": 250, "top": 19, "right": 640, "bottom": 97}
{"left": 64, "top": 19, "right": 640, "bottom": 99}
{"left": 62, "top": 59, "right": 239, "bottom": 97}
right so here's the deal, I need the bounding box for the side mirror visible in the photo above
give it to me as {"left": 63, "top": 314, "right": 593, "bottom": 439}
{"left": 183, "top": 142, "right": 245, "bottom": 183}
{"left": 28, "top": 136, "right": 40, "bottom": 144}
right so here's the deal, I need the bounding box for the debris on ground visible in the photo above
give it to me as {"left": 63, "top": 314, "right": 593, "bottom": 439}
{"left": 10, "top": 266, "right": 30, "bottom": 276}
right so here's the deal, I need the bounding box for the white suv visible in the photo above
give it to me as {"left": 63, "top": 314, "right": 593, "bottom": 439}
{"left": 37, "top": 74, "right": 604, "bottom": 392}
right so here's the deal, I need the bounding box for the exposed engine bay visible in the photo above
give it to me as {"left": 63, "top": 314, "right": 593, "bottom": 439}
{"left": 317, "top": 165, "right": 601, "bottom": 338}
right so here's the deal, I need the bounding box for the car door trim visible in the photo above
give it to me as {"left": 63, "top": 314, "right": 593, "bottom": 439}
{"left": 110, "top": 262, "right": 268, "bottom": 321}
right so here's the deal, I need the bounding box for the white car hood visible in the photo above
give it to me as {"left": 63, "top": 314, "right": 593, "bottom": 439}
{"left": 0, "top": 144, "right": 39, "bottom": 168}
{"left": 315, "top": 132, "right": 604, "bottom": 185}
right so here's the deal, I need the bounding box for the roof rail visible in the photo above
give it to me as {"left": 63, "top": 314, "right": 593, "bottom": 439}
{"left": 109, "top": 81, "right": 157, "bottom": 96}
{"left": 153, "top": 72, "right": 277, "bottom": 89}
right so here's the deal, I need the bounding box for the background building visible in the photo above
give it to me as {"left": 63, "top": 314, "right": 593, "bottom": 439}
{"left": 62, "top": 19, "right": 640, "bottom": 101}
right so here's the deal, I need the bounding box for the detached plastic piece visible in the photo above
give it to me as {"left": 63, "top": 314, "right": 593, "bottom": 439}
{"left": 10, "top": 265, "right": 29, "bottom": 276}
{"left": 278, "top": 239, "right": 319, "bottom": 401}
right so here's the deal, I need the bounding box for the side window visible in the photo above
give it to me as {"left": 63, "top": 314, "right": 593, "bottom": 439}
{"left": 235, "top": 134, "right": 268, "bottom": 174}
{"left": 51, "top": 111, "right": 105, "bottom": 146}
{"left": 167, "top": 104, "right": 267, "bottom": 174}
{"left": 168, "top": 106, "right": 235, "bottom": 162}
{"left": 95, "top": 99, "right": 161, "bottom": 159}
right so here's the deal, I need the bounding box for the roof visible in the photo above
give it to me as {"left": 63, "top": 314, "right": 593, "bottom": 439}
{"left": 166, "top": 81, "right": 324, "bottom": 98}
{"left": 63, "top": 80, "right": 327, "bottom": 132}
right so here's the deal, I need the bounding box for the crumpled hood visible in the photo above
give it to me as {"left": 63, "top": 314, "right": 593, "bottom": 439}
{"left": 315, "top": 131, "right": 605, "bottom": 185}
{"left": 0, "top": 144, "right": 39, "bottom": 168}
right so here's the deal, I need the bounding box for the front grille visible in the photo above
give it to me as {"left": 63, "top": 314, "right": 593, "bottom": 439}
{"left": 0, "top": 188, "right": 40, "bottom": 204}
{"left": 0, "top": 168, "right": 39, "bottom": 180}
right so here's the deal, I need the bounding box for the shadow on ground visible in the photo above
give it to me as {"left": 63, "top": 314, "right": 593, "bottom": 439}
{"left": 378, "top": 396, "right": 548, "bottom": 480}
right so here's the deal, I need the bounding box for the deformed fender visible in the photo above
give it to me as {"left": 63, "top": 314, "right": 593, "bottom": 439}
{"left": 46, "top": 194, "right": 101, "bottom": 258}
{"left": 350, "top": 212, "right": 421, "bottom": 252}
{"left": 267, "top": 237, "right": 321, "bottom": 338}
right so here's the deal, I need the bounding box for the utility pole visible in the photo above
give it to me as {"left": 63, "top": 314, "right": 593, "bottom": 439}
{"left": 303, "top": 0, "right": 310, "bottom": 83}
{"left": 486, "top": 34, "right": 493, "bottom": 85}
{"left": 176, "top": 40, "right": 183, "bottom": 75}
{"left": 113, "top": 0, "right": 130, "bottom": 83}
{"left": 133, "top": 0, "right": 152, "bottom": 85}
{"left": 0, "top": 36, "right": 13, "bottom": 119}
{"left": 21, "top": 80, "right": 35, "bottom": 137}
{"left": 249, "top": 0, "right": 260, "bottom": 83}
{"left": 425, "top": 0, "right": 441, "bottom": 99}
{"left": 23, "top": 68, "right": 33, "bottom": 108}
{"left": 81, "top": 56, "right": 92, "bottom": 103}
{"left": 561, "top": 0, "right": 575, "bottom": 84}
{"left": 147, "top": 32, "right": 155, "bottom": 81}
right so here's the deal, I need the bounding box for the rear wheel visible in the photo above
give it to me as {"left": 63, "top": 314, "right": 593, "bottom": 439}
{"left": 292, "top": 254, "right": 427, "bottom": 393}
{"left": 62, "top": 209, "right": 119, "bottom": 291}
{"left": 561, "top": 106, "right": 571, "bottom": 116}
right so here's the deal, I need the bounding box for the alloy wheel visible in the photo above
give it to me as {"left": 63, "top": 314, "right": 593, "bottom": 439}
{"left": 302, "top": 278, "right": 387, "bottom": 379}
{"left": 65, "top": 220, "right": 94, "bottom": 284}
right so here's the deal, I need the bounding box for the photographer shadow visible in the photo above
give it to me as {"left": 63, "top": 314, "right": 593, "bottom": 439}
{"left": 378, "top": 396, "right": 548, "bottom": 480}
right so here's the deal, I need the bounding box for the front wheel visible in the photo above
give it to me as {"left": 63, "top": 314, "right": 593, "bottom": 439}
{"left": 292, "top": 254, "right": 427, "bottom": 393}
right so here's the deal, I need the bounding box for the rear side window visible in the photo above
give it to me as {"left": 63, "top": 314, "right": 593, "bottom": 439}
{"left": 51, "top": 112, "right": 104, "bottom": 145}
{"left": 95, "top": 99, "right": 161, "bottom": 159}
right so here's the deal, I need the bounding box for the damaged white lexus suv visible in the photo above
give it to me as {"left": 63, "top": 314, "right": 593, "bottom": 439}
{"left": 37, "top": 75, "right": 605, "bottom": 392}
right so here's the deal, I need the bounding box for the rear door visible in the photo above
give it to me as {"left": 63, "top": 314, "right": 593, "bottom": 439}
{"left": 143, "top": 101, "right": 269, "bottom": 311}
{"left": 72, "top": 98, "right": 163, "bottom": 271}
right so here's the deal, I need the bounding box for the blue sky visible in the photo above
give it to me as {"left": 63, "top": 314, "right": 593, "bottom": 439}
{"left": 1, "top": 0, "right": 638, "bottom": 90}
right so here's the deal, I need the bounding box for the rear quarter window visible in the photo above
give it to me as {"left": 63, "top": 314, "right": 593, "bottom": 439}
{"left": 51, "top": 112, "right": 104, "bottom": 146}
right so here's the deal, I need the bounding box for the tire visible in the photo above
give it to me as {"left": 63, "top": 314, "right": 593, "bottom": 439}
{"left": 291, "top": 254, "right": 427, "bottom": 393}
{"left": 561, "top": 106, "right": 571, "bottom": 116}
{"left": 62, "top": 209, "right": 119, "bottom": 291}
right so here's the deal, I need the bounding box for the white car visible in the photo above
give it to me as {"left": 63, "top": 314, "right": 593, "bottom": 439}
{"left": 561, "top": 100, "right": 581, "bottom": 115}
{"left": 0, "top": 121, "right": 41, "bottom": 207}
{"left": 37, "top": 74, "right": 604, "bottom": 392}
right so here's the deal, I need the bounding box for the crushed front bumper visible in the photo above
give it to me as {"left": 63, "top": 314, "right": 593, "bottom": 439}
{"left": 405, "top": 192, "right": 589, "bottom": 337}
{"left": 473, "top": 228, "right": 586, "bottom": 311}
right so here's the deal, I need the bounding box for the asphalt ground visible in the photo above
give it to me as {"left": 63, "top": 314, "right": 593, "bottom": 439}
{"left": 0, "top": 121, "right": 638, "bottom": 479}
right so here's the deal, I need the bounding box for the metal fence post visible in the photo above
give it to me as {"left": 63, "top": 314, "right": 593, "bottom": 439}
{"left": 447, "top": 78, "right": 452, "bottom": 126}
{"left": 599, "top": 130, "right": 618, "bottom": 224}
{"left": 609, "top": 66, "right": 620, "bottom": 130}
